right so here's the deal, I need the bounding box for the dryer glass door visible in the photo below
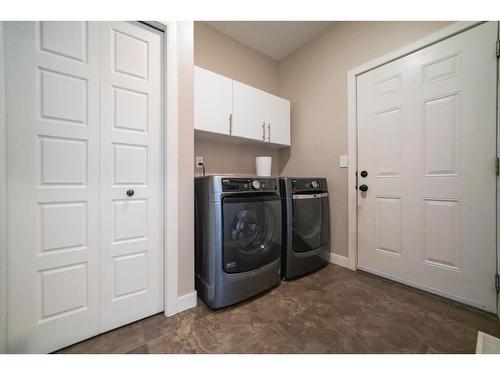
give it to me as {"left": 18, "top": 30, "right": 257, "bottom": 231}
{"left": 292, "top": 193, "right": 329, "bottom": 252}
{"left": 222, "top": 194, "right": 281, "bottom": 273}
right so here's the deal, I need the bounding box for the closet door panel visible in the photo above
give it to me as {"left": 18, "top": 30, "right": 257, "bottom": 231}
{"left": 99, "top": 22, "right": 164, "bottom": 332}
{"left": 5, "top": 21, "right": 100, "bottom": 353}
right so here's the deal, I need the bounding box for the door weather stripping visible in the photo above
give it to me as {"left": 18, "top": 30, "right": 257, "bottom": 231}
{"left": 497, "top": 39, "right": 500, "bottom": 57}
{"left": 496, "top": 157, "right": 500, "bottom": 176}
{"left": 495, "top": 273, "right": 499, "bottom": 294}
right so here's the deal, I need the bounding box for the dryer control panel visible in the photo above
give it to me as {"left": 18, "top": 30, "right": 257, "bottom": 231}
{"left": 291, "top": 178, "right": 327, "bottom": 192}
{"left": 222, "top": 178, "right": 278, "bottom": 192}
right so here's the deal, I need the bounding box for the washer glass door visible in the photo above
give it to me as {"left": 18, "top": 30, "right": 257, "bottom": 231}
{"left": 222, "top": 194, "right": 281, "bottom": 273}
{"left": 292, "top": 193, "right": 329, "bottom": 252}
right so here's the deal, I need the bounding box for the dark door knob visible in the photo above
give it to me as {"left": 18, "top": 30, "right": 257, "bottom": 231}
{"left": 126, "top": 189, "right": 135, "bottom": 197}
{"left": 359, "top": 184, "right": 368, "bottom": 192}
{"left": 360, "top": 170, "right": 368, "bottom": 178}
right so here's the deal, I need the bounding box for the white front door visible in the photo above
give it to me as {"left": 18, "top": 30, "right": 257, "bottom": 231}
{"left": 357, "top": 22, "right": 498, "bottom": 312}
{"left": 5, "top": 21, "right": 164, "bottom": 353}
{"left": 99, "top": 22, "right": 164, "bottom": 331}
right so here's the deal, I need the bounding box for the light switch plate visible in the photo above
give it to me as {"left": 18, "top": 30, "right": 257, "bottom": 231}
{"left": 340, "top": 155, "right": 348, "bottom": 168}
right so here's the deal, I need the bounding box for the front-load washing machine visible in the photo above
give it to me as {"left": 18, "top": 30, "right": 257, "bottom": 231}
{"left": 280, "top": 177, "right": 330, "bottom": 280}
{"left": 194, "top": 176, "right": 282, "bottom": 309}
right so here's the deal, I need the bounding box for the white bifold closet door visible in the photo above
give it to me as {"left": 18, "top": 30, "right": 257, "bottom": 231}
{"left": 5, "top": 21, "right": 163, "bottom": 353}
{"left": 99, "top": 22, "right": 163, "bottom": 332}
{"left": 357, "top": 22, "right": 497, "bottom": 312}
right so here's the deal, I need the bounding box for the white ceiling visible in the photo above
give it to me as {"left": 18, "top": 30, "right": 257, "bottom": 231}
{"left": 205, "top": 21, "right": 334, "bottom": 61}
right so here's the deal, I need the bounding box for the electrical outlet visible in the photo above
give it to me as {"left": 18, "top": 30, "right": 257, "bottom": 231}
{"left": 195, "top": 156, "right": 204, "bottom": 168}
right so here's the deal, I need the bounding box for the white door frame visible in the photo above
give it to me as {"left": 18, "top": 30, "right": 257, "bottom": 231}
{"left": 0, "top": 21, "right": 186, "bottom": 351}
{"left": 346, "top": 21, "right": 499, "bottom": 315}
{"left": 157, "top": 21, "right": 184, "bottom": 317}
{"left": 0, "top": 22, "right": 8, "bottom": 353}
{"left": 137, "top": 21, "right": 181, "bottom": 318}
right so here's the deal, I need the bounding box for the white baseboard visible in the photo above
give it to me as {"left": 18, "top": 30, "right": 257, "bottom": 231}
{"left": 328, "top": 252, "right": 356, "bottom": 270}
{"left": 176, "top": 291, "right": 197, "bottom": 314}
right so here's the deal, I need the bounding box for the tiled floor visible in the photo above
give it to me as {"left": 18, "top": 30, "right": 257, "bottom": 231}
{"left": 57, "top": 264, "right": 500, "bottom": 354}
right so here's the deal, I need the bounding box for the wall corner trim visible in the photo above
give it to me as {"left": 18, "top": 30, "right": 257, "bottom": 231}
{"left": 328, "top": 252, "right": 356, "bottom": 271}
{"left": 175, "top": 291, "right": 197, "bottom": 315}
{"left": 161, "top": 20, "right": 181, "bottom": 318}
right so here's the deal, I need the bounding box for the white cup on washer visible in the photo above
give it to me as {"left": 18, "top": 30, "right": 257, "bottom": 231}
{"left": 255, "top": 156, "right": 272, "bottom": 176}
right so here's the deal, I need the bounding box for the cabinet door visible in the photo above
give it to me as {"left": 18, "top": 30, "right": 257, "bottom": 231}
{"left": 265, "top": 93, "right": 291, "bottom": 146}
{"left": 194, "top": 66, "right": 232, "bottom": 135}
{"left": 233, "top": 80, "right": 266, "bottom": 141}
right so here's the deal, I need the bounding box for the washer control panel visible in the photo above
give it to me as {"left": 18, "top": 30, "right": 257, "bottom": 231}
{"left": 222, "top": 178, "right": 277, "bottom": 192}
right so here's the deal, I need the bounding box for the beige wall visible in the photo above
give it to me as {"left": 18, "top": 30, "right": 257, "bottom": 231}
{"left": 195, "top": 22, "right": 279, "bottom": 94}
{"left": 194, "top": 136, "right": 280, "bottom": 177}
{"left": 177, "top": 22, "right": 195, "bottom": 296}
{"left": 278, "top": 21, "right": 453, "bottom": 257}
{"left": 194, "top": 22, "right": 281, "bottom": 176}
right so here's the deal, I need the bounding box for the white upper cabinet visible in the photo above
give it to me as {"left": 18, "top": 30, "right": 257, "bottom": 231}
{"left": 232, "top": 80, "right": 266, "bottom": 141}
{"left": 265, "top": 93, "right": 291, "bottom": 146}
{"left": 194, "top": 66, "right": 291, "bottom": 147}
{"left": 194, "top": 66, "right": 233, "bottom": 135}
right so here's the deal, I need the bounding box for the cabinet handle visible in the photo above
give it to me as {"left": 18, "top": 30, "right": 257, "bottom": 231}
{"left": 262, "top": 122, "right": 265, "bottom": 141}
{"left": 229, "top": 113, "right": 233, "bottom": 135}
{"left": 267, "top": 123, "right": 271, "bottom": 142}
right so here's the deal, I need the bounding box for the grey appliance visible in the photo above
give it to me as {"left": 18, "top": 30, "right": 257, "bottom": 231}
{"left": 194, "top": 176, "right": 282, "bottom": 309}
{"left": 280, "top": 177, "right": 330, "bottom": 280}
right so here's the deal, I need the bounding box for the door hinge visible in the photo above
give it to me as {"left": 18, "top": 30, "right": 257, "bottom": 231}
{"left": 495, "top": 273, "right": 500, "bottom": 294}
{"left": 497, "top": 39, "right": 500, "bottom": 58}
{"left": 496, "top": 157, "right": 499, "bottom": 176}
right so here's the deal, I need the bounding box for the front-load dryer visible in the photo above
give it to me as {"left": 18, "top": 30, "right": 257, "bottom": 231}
{"left": 195, "top": 176, "right": 282, "bottom": 309}
{"left": 280, "top": 177, "right": 330, "bottom": 280}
